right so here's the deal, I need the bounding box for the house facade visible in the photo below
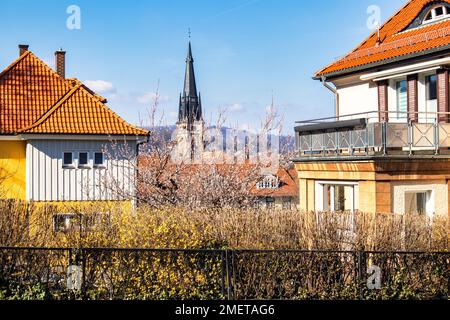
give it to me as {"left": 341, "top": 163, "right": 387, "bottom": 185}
{"left": 0, "top": 45, "right": 148, "bottom": 206}
{"left": 294, "top": 0, "right": 450, "bottom": 217}
{"left": 252, "top": 168, "right": 299, "bottom": 210}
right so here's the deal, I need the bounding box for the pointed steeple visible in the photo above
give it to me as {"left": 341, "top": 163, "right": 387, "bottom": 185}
{"left": 178, "top": 41, "right": 203, "bottom": 127}
{"left": 183, "top": 42, "right": 198, "bottom": 98}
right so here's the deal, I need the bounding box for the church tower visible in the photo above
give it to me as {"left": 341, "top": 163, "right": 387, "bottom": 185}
{"left": 176, "top": 42, "right": 204, "bottom": 161}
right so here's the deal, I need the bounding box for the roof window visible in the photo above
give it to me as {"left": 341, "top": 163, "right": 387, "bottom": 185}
{"left": 423, "top": 5, "right": 450, "bottom": 24}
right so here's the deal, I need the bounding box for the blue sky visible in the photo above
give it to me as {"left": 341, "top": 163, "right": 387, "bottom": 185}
{"left": 0, "top": 0, "right": 406, "bottom": 133}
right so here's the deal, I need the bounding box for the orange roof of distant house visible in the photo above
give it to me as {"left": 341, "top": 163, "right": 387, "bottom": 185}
{"left": 0, "top": 49, "right": 148, "bottom": 136}
{"left": 251, "top": 168, "right": 299, "bottom": 198}
{"left": 316, "top": 0, "right": 450, "bottom": 77}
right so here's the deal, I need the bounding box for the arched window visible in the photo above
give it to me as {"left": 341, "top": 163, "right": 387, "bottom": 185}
{"left": 423, "top": 5, "right": 450, "bottom": 24}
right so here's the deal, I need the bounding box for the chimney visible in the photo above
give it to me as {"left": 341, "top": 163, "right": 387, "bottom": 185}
{"left": 19, "top": 44, "right": 29, "bottom": 56}
{"left": 55, "top": 48, "right": 66, "bottom": 78}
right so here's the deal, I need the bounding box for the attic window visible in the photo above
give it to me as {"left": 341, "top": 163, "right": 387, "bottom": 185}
{"left": 257, "top": 176, "right": 280, "bottom": 190}
{"left": 423, "top": 5, "right": 450, "bottom": 24}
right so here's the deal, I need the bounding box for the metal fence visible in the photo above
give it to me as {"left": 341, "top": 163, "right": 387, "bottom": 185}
{"left": 0, "top": 247, "right": 448, "bottom": 300}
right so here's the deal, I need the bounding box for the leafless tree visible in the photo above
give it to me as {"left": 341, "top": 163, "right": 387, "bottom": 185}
{"left": 101, "top": 85, "right": 289, "bottom": 209}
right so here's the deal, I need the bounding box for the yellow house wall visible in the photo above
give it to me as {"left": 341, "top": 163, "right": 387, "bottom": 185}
{"left": 0, "top": 140, "right": 26, "bottom": 200}
{"left": 30, "top": 200, "right": 133, "bottom": 213}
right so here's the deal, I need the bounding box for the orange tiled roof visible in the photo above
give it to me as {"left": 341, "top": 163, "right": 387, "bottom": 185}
{"left": 251, "top": 168, "right": 299, "bottom": 198}
{"left": 0, "top": 50, "right": 148, "bottom": 136}
{"left": 316, "top": 0, "right": 450, "bottom": 77}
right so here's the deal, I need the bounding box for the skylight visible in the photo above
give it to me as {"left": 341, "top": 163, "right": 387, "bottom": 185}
{"left": 423, "top": 5, "right": 450, "bottom": 24}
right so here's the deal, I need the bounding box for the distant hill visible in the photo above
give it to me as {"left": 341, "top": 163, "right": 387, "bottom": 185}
{"left": 142, "top": 125, "right": 295, "bottom": 154}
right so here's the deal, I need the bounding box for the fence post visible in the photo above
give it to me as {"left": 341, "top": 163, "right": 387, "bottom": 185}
{"left": 221, "top": 250, "right": 226, "bottom": 299}
{"left": 224, "top": 250, "right": 235, "bottom": 300}
{"left": 358, "top": 251, "right": 366, "bottom": 300}
{"left": 81, "top": 248, "right": 87, "bottom": 300}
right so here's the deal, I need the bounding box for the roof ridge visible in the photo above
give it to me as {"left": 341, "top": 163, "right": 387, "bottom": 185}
{"left": 0, "top": 51, "right": 31, "bottom": 79}
{"left": 19, "top": 84, "right": 82, "bottom": 132}
{"left": 315, "top": 0, "right": 419, "bottom": 77}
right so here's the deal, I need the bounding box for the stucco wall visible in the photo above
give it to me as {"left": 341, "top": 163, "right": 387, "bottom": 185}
{"left": 0, "top": 140, "right": 26, "bottom": 200}
{"left": 336, "top": 81, "right": 378, "bottom": 119}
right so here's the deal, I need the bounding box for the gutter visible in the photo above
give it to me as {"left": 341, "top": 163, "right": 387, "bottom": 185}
{"left": 320, "top": 76, "right": 339, "bottom": 119}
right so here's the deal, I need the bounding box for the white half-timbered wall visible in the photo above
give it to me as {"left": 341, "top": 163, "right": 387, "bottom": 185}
{"left": 26, "top": 139, "right": 137, "bottom": 202}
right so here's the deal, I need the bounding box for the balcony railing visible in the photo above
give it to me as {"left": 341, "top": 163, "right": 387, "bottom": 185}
{"left": 295, "top": 111, "right": 450, "bottom": 159}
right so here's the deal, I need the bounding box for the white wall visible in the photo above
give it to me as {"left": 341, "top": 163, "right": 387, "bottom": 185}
{"left": 26, "top": 139, "right": 137, "bottom": 202}
{"left": 392, "top": 180, "right": 448, "bottom": 216}
{"left": 336, "top": 81, "right": 378, "bottom": 119}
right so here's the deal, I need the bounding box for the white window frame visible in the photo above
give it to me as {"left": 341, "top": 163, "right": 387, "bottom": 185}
{"left": 315, "top": 181, "right": 359, "bottom": 213}
{"left": 62, "top": 151, "right": 75, "bottom": 169}
{"left": 93, "top": 151, "right": 105, "bottom": 168}
{"left": 422, "top": 6, "right": 450, "bottom": 25}
{"left": 404, "top": 189, "right": 435, "bottom": 218}
{"left": 78, "top": 151, "right": 91, "bottom": 169}
{"left": 388, "top": 77, "right": 408, "bottom": 123}
{"left": 53, "top": 213, "right": 80, "bottom": 233}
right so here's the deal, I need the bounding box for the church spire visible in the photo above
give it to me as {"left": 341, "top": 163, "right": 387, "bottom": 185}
{"left": 183, "top": 42, "right": 198, "bottom": 98}
{"left": 178, "top": 41, "right": 203, "bottom": 127}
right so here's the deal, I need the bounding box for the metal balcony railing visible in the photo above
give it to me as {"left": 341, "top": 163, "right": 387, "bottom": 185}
{"left": 295, "top": 111, "right": 450, "bottom": 159}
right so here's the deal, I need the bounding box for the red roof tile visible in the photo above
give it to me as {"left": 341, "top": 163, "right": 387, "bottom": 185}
{"left": 316, "top": 0, "right": 450, "bottom": 77}
{"left": 0, "top": 49, "right": 148, "bottom": 136}
{"left": 251, "top": 168, "right": 299, "bottom": 198}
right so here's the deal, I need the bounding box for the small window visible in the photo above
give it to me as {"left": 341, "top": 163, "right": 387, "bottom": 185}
{"left": 435, "top": 6, "right": 444, "bottom": 17}
{"left": 282, "top": 198, "right": 292, "bottom": 210}
{"left": 405, "top": 192, "right": 429, "bottom": 215}
{"left": 266, "top": 197, "right": 275, "bottom": 209}
{"left": 396, "top": 80, "right": 407, "bottom": 118}
{"left": 63, "top": 152, "right": 73, "bottom": 166}
{"left": 94, "top": 152, "right": 104, "bottom": 166}
{"left": 422, "top": 6, "right": 450, "bottom": 25}
{"left": 426, "top": 75, "right": 437, "bottom": 101}
{"left": 53, "top": 213, "right": 80, "bottom": 233}
{"left": 78, "top": 152, "right": 89, "bottom": 167}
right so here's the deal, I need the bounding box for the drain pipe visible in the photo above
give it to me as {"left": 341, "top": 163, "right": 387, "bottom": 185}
{"left": 321, "top": 76, "right": 339, "bottom": 120}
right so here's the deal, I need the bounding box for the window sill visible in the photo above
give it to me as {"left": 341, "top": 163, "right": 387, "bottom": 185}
{"left": 62, "top": 165, "right": 76, "bottom": 169}
{"left": 78, "top": 165, "right": 92, "bottom": 170}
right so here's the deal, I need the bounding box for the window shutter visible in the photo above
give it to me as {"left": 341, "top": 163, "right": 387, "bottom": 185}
{"left": 437, "top": 68, "right": 449, "bottom": 122}
{"left": 407, "top": 74, "right": 418, "bottom": 122}
{"left": 378, "top": 80, "right": 389, "bottom": 122}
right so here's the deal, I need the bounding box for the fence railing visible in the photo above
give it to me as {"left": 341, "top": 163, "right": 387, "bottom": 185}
{"left": 295, "top": 111, "right": 450, "bottom": 158}
{"left": 0, "top": 247, "right": 448, "bottom": 300}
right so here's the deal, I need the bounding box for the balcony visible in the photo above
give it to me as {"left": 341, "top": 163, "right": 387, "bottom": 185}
{"left": 294, "top": 111, "right": 450, "bottom": 161}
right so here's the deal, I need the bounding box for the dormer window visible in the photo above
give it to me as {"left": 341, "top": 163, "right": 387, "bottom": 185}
{"left": 423, "top": 5, "right": 450, "bottom": 24}
{"left": 257, "top": 175, "right": 280, "bottom": 190}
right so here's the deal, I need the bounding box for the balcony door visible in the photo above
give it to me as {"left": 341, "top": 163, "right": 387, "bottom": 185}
{"left": 424, "top": 74, "right": 437, "bottom": 123}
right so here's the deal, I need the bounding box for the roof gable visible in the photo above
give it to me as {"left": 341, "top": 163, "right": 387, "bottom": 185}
{"left": 316, "top": 0, "right": 450, "bottom": 77}
{"left": 21, "top": 85, "right": 148, "bottom": 135}
{"left": 0, "top": 52, "right": 72, "bottom": 133}
{"left": 0, "top": 49, "right": 148, "bottom": 136}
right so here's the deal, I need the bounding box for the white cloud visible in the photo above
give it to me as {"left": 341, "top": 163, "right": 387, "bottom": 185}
{"left": 227, "top": 103, "right": 244, "bottom": 112}
{"left": 137, "top": 92, "right": 170, "bottom": 104}
{"left": 84, "top": 80, "right": 116, "bottom": 94}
